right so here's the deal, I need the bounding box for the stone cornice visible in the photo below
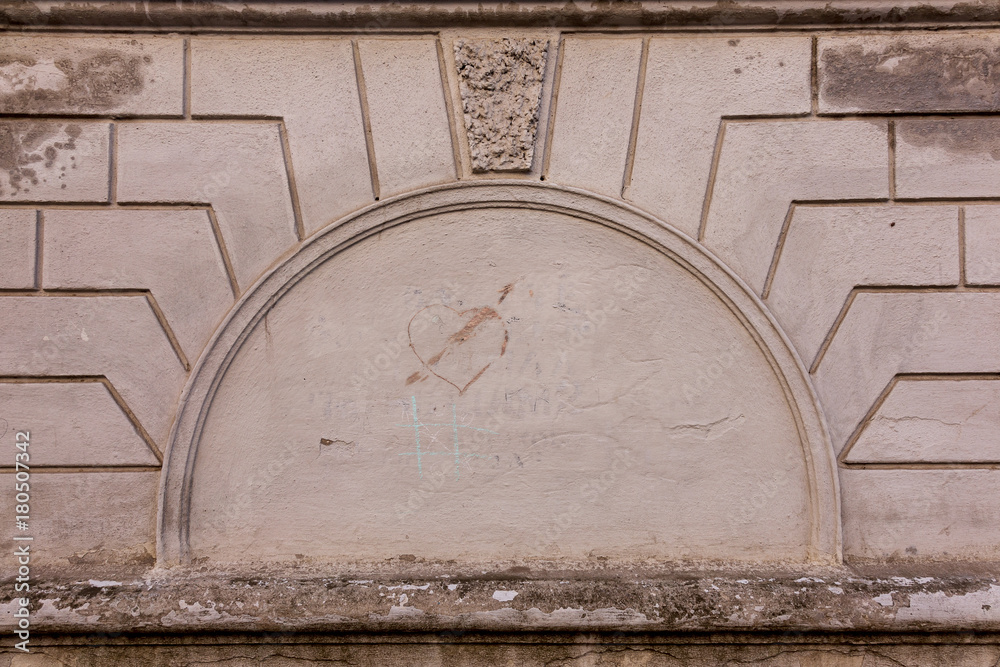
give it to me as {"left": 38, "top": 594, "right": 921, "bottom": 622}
{"left": 3, "top": 1, "right": 1000, "bottom": 32}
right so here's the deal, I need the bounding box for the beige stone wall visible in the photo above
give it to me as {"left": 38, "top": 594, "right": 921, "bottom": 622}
{"left": 2, "top": 2, "right": 1000, "bottom": 663}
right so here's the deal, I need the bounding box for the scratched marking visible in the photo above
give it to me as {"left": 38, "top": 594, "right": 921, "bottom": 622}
{"left": 395, "top": 396, "right": 496, "bottom": 479}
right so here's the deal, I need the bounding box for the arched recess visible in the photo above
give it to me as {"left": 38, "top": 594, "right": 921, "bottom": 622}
{"left": 158, "top": 182, "right": 841, "bottom": 566}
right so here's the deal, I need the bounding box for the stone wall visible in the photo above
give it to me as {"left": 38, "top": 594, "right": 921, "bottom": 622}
{"left": 2, "top": 2, "right": 1000, "bottom": 664}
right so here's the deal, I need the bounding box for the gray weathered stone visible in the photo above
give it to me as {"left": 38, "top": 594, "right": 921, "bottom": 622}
{"left": 454, "top": 38, "right": 547, "bottom": 172}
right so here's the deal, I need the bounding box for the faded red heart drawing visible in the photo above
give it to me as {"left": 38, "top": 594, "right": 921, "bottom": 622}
{"left": 408, "top": 304, "right": 508, "bottom": 394}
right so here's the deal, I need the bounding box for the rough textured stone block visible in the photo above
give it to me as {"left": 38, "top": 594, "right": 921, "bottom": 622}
{"left": 820, "top": 34, "right": 1000, "bottom": 113}
{"left": 964, "top": 205, "right": 1000, "bottom": 285}
{"left": 842, "top": 469, "right": 1000, "bottom": 561}
{"left": 116, "top": 122, "right": 297, "bottom": 290}
{"left": 43, "top": 209, "right": 234, "bottom": 359}
{"left": 704, "top": 120, "right": 890, "bottom": 293}
{"left": 896, "top": 118, "right": 1000, "bottom": 199}
{"left": 0, "top": 472, "right": 156, "bottom": 567}
{"left": 767, "top": 205, "right": 958, "bottom": 365}
{"left": 845, "top": 377, "right": 1000, "bottom": 464}
{"left": 0, "top": 295, "right": 187, "bottom": 446}
{"left": 0, "top": 208, "right": 35, "bottom": 288}
{"left": 357, "top": 39, "right": 455, "bottom": 197}
{"left": 190, "top": 37, "right": 372, "bottom": 236}
{"left": 813, "top": 292, "right": 1000, "bottom": 453}
{"left": 546, "top": 36, "right": 642, "bottom": 197}
{"left": 0, "top": 35, "right": 184, "bottom": 116}
{"left": 0, "top": 380, "right": 159, "bottom": 466}
{"left": 628, "top": 36, "right": 811, "bottom": 236}
{"left": 455, "top": 37, "right": 547, "bottom": 172}
{"left": 0, "top": 121, "right": 109, "bottom": 202}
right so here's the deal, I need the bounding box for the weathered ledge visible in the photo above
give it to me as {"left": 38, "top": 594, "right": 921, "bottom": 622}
{"left": 5, "top": 563, "right": 1000, "bottom": 636}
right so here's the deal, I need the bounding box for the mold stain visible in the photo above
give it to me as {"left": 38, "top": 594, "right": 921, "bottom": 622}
{"left": 0, "top": 49, "right": 146, "bottom": 113}
{"left": 897, "top": 118, "right": 1000, "bottom": 161}
{"left": 822, "top": 38, "right": 1000, "bottom": 111}
{"left": 0, "top": 122, "right": 82, "bottom": 196}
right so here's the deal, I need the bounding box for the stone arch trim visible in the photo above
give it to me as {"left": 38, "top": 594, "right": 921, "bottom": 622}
{"left": 157, "top": 181, "right": 841, "bottom": 566}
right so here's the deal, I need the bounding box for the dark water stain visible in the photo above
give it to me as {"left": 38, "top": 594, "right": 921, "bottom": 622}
{"left": 0, "top": 122, "right": 81, "bottom": 195}
{"left": 0, "top": 49, "right": 146, "bottom": 113}
{"left": 897, "top": 118, "right": 1000, "bottom": 161}
{"left": 822, "top": 38, "right": 1000, "bottom": 112}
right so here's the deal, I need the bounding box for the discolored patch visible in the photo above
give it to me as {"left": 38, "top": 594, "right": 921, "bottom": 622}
{"left": 0, "top": 121, "right": 83, "bottom": 196}
{"left": 0, "top": 48, "right": 145, "bottom": 114}
{"left": 897, "top": 118, "right": 1000, "bottom": 160}
{"left": 820, "top": 35, "right": 1000, "bottom": 112}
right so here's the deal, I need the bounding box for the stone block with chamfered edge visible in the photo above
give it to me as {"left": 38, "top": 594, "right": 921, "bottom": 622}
{"left": 812, "top": 291, "right": 1000, "bottom": 454}
{"left": 844, "top": 377, "right": 1000, "bottom": 464}
{"left": 0, "top": 380, "right": 159, "bottom": 466}
{"left": 546, "top": 36, "right": 642, "bottom": 198}
{"left": 767, "top": 205, "right": 958, "bottom": 367}
{"left": 0, "top": 471, "right": 157, "bottom": 567}
{"left": 703, "top": 120, "right": 889, "bottom": 294}
{"left": 190, "top": 37, "right": 372, "bottom": 236}
{"left": 965, "top": 205, "right": 1000, "bottom": 285}
{"left": 842, "top": 469, "right": 1000, "bottom": 561}
{"left": 896, "top": 118, "right": 1000, "bottom": 199}
{"left": 357, "top": 39, "right": 455, "bottom": 197}
{"left": 43, "top": 208, "right": 234, "bottom": 360}
{"left": 627, "top": 36, "right": 811, "bottom": 237}
{"left": 0, "top": 295, "right": 187, "bottom": 448}
{"left": 0, "top": 209, "right": 36, "bottom": 288}
{"left": 116, "top": 122, "right": 298, "bottom": 291}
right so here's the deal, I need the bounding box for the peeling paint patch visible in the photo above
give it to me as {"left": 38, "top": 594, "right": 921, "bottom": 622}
{"left": 896, "top": 584, "right": 1000, "bottom": 623}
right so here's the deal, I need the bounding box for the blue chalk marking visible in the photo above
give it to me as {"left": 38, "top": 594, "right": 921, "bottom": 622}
{"left": 395, "top": 396, "right": 497, "bottom": 479}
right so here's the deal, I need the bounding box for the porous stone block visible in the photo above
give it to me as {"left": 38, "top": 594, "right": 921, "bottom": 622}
{"left": 628, "top": 36, "right": 811, "bottom": 236}
{"left": 896, "top": 118, "right": 1000, "bottom": 199}
{"left": 454, "top": 37, "right": 548, "bottom": 172}
{"left": 0, "top": 35, "right": 184, "bottom": 116}
{"left": 703, "top": 120, "right": 890, "bottom": 293}
{"left": 190, "top": 37, "right": 373, "bottom": 236}
{"left": 767, "top": 205, "right": 958, "bottom": 366}
{"left": 357, "top": 39, "right": 455, "bottom": 196}
{"left": 546, "top": 36, "right": 642, "bottom": 197}
{"left": 116, "top": 122, "right": 297, "bottom": 290}
{"left": 0, "top": 121, "right": 109, "bottom": 201}
{"left": 0, "top": 472, "right": 157, "bottom": 567}
{"left": 820, "top": 33, "right": 1000, "bottom": 113}
{"left": 0, "top": 209, "right": 35, "bottom": 288}
{"left": 964, "top": 205, "right": 1000, "bottom": 285}
{"left": 44, "top": 209, "right": 234, "bottom": 359}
